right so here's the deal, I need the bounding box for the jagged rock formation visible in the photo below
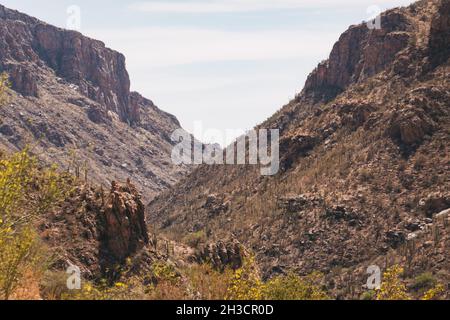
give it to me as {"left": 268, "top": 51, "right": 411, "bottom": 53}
{"left": 37, "top": 180, "right": 196, "bottom": 285}
{"left": 40, "top": 181, "right": 153, "bottom": 279}
{"left": 193, "top": 240, "right": 245, "bottom": 271}
{"left": 0, "top": 4, "right": 189, "bottom": 200}
{"left": 102, "top": 181, "right": 149, "bottom": 263}
{"left": 149, "top": 0, "right": 450, "bottom": 298}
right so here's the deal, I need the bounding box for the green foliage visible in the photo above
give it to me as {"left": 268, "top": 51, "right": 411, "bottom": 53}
{"left": 411, "top": 272, "right": 437, "bottom": 291}
{"left": 375, "top": 265, "right": 445, "bottom": 301}
{"left": 376, "top": 265, "right": 410, "bottom": 300}
{"left": 226, "top": 256, "right": 264, "bottom": 300}
{"left": 0, "top": 226, "right": 48, "bottom": 300}
{"left": 0, "top": 149, "right": 35, "bottom": 225}
{"left": 62, "top": 280, "right": 137, "bottom": 300}
{"left": 262, "top": 272, "right": 329, "bottom": 300}
{"left": 226, "top": 257, "right": 329, "bottom": 301}
{"left": 0, "top": 149, "right": 74, "bottom": 299}
{"left": 151, "top": 261, "right": 180, "bottom": 285}
{"left": 360, "top": 290, "right": 377, "bottom": 300}
{"left": 421, "top": 283, "right": 444, "bottom": 300}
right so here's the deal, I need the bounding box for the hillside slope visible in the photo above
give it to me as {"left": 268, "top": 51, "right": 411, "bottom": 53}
{"left": 148, "top": 0, "right": 450, "bottom": 298}
{"left": 0, "top": 5, "right": 189, "bottom": 200}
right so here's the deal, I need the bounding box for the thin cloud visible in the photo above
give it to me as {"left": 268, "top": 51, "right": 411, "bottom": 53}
{"left": 86, "top": 27, "right": 338, "bottom": 67}
{"left": 128, "top": 0, "right": 413, "bottom": 14}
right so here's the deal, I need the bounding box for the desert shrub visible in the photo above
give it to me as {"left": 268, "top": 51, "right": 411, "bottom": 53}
{"left": 151, "top": 261, "right": 180, "bottom": 285}
{"left": 226, "top": 256, "right": 263, "bottom": 300}
{"left": 421, "top": 284, "right": 444, "bottom": 300}
{"left": 0, "top": 149, "right": 73, "bottom": 226}
{"left": 185, "top": 264, "right": 232, "bottom": 300}
{"left": 0, "top": 150, "right": 73, "bottom": 299}
{"left": 0, "top": 150, "right": 35, "bottom": 223}
{"left": 411, "top": 272, "right": 437, "bottom": 291}
{"left": 413, "top": 154, "right": 426, "bottom": 170}
{"left": 62, "top": 280, "right": 137, "bottom": 300}
{"left": 225, "top": 257, "right": 330, "bottom": 301}
{"left": 375, "top": 265, "right": 445, "bottom": 300}
{"left": 262, "top": 272, "right": 329, "bottom": 300}
{"left": 376, "top": 265, "right": 410, "bottom": 300}
{"left": 358, "top": 168, "right": 374, "bottom": 182}
{"left": 0, "top": 226, "right": 49, "bottom": 300}
{"left": 360, "top": 290, "right": 377, "bottom": 300}
{"left": 39, "top": 271, "right": 73, "bottom": 300}
{"left": 183, "top": 230, "right": 207, "bottom": 248}
{"left": 9, "top": 269, "right": 42, "bottom": 300}
{"left": 146, "top": 280, "right": 187, "bottom": 300}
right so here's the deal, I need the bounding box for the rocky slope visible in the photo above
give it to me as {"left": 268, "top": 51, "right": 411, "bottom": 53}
{"left": 148, "top": 0, "right": 450, "bottom": 298}
{"left": 0, "top": 4, "right": 188, "bottom": 200}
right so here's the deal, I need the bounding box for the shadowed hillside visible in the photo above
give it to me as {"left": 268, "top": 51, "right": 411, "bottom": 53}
{"left": 148, "top": 0, "right": 450, "bottom": 299}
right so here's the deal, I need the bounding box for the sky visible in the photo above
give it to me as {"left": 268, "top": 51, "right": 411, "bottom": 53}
{"left": 1, "top": 0, "right": 415, "bottom": 145}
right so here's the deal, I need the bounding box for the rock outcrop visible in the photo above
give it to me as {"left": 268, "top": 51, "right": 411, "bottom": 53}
{"left": 0, "top": 5, "right": 135, "bottom": 122}
{"left": 102, "top": 181, "right": 149, "bottom": 263}
{"left": 40, "top": 181, "right": 151, "bottom": 280}
{"left": 387, "top": 106, "right": 436, "bottom": 146}
{"left": 302, "top": 9, "right": 411, "bottom": 102}
{"left": 194, "top": 240, "right": 245, "bottom": 271}
{"left": 429, "top": 0, "right": 450, "bottom": 67}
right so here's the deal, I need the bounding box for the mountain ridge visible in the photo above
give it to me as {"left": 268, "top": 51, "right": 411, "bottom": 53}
{"left": 148, "top": 0, "right": 450, "bottom": 299}
{"left": 0, "top": 4, "right": 190, "bottom": 200}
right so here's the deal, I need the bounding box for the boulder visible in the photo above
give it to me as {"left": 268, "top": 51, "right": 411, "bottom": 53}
{"left": 419, "top": 192, "right": 450, "bottom": 217}
{"left": 387, "top": 106, "right": 435, "bottom": 146}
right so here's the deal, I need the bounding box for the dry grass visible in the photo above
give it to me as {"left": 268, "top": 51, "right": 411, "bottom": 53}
{"left": 10, "top": 270, "right": 42, "bottom": 300}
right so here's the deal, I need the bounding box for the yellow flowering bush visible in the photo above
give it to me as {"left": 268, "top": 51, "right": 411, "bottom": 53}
{"left": 422, "top": 284, "right": 445, "bottom": 300}
{"left": 376, "top": 265, "right": 410, "bottom": 300}
{"left": 151, "top": 261, "right": 180, "bottom": 285}
{"left": 375, "top": 265, "right": 445, "bottom": 300}
{"left": 226, "top": 256, "right": 264, "bottom": 300}
{"left": 262, "top": 272, "right": 329, "bottom": 300}
{"left": 62, "top": 280, "right": 135, "bottom": 300}
{"left": 226, "top": 256, "right": 330, "bottom": 301}
{"left": 0, "top": 150, "right": 73, "bottom": 299}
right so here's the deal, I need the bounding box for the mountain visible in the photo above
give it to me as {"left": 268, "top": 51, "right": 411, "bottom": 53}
{"left": 148, "top": 0, "right": 450, "bottom": 298}
{"left": 0, "top": 4, "right": 189, "bottom": 200}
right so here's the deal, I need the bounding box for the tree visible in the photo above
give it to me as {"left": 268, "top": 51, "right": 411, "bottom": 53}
{"left": 0, "top": 150, "right": 73, "bottom": 299}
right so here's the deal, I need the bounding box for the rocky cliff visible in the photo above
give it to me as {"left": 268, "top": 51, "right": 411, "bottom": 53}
{"left": 0, "top": 5, "right": 189, "bottom": 200}
{"left": 1, "top": 4, "right": 132, "bottom": 122}
{"left": 148, "top": 0, "right": 450, "bottom": 299}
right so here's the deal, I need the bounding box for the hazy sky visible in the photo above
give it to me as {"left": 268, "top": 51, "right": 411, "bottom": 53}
{"left": 1, "top": 0, "right": 414, "bottom": 145}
